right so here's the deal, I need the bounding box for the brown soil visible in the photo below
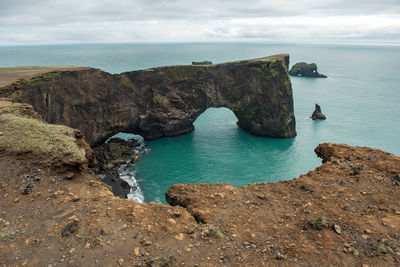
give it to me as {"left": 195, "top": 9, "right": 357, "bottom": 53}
{"left": 0, "top": 66, "right": 89, "bottom": 88}
{"left": 1, "top": 141, "right": 400, "bottom": 266}
{"left": 0, "top": 68, "right": 399, "bottom": 266}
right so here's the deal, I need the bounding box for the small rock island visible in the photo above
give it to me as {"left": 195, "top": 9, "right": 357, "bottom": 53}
{"left": 289, "top": 62, "right": 327, "bottom": 78}
{"left": 192, "top": 60, "right": 213, "bottom": 65}
{"left": 311, "top": 104, "right": 327, "bottom": 120}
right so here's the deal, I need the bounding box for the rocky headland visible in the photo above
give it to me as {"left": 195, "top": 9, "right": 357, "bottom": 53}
{"left": 1, "top": 59, "right": 400, "bottom": 266}
{"left": 0, "top": 54, "right": 296, "bottom": 147}
{"left": 289, "top": 62, "right": 327, "bottom": 78}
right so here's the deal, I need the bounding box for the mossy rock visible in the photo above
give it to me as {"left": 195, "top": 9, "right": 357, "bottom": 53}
{"left": 0, "top": 105, "right": 87, "bottom": 167}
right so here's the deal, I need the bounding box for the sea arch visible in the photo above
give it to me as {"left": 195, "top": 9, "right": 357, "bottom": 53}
{"left": 2, "top": 54, "right": 296, "bottom": 147}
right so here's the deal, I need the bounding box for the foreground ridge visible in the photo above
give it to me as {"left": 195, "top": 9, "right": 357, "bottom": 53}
{"left": 1, "top": 104, "right": 400, "bottom": 266}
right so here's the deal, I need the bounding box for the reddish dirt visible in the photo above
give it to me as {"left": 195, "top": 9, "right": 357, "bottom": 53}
{"left": 1, "top": 143, "right": 400, "bottom": 266}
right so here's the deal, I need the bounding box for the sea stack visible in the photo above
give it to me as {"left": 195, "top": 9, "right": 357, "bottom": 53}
{"left": 311, "top": 104, "right": 327, "bottom": 120}
{"left": 289, "top": 62, "right": 327, "bottom": 78}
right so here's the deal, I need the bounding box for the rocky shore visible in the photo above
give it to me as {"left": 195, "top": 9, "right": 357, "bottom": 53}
{"left": 1, "top": 101, "right": 400, "bottom": 266}
{"left": 92, "top": 137, "right": 146, "bottom": 199}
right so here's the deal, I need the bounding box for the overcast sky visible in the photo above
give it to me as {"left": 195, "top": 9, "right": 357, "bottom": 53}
{"left": 0, "top": 0, "right": 399, "bottom": 45}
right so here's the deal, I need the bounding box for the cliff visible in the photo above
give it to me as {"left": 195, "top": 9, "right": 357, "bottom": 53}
{"left": 0, "top": 54, "right": 296, "bottom": 146}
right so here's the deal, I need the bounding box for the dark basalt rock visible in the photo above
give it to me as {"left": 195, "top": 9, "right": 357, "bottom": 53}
{"left": 102, "top": 173, "right": 131, "bottom": 198}
{"left": 311, "top": 104, "right": 327, "bottom": 120}
{"left": 2, "top": 54, "right": 296, "bottom": 146}
{"left": 289, "top": 62, "right": 327, "bottom": 78}
{"left": 92, "top": 137, "right": 142, "bottom": 198}
{"left": 192, "top": 61, "right": 213, "bottom": 65}
{"left": 92, "top": 137, "right": 141, "bottom": 172}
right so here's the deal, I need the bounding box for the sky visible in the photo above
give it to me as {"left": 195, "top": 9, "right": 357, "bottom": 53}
{"left": 0, "top": 0, "right": 399, "bottom": 45}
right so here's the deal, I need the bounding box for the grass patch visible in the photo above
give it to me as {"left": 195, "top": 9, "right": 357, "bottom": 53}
{"left": 0, "top": 111, "right": 86, "bottom": 165}
{"left": 215, "top": 230, "right": 224, "bottom": 239}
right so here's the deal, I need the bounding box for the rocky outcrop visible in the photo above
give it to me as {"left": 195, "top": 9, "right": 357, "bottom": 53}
{"left": 311, "top": 104, "right": 327, "bottom": 120}
{"left": 1, "top": 54, "right": 296, "bottom": 146}
{"left": 92, "top": 137, "right": 145, "bottom": 198}
{"left": 0, "top": 102, "right": 93, "bottom": 172}
{"left": 289, "top": 62, "right": 327, "bottom": 78}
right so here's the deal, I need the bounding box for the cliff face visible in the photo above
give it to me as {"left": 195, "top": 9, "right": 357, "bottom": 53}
{"left": 1, "top": 54, "right": 296, "bottom": 146}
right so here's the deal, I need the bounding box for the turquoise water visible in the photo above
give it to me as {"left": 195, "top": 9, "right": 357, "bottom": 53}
{"left": 1, "top": 43, "right": 400, "bottom": 202}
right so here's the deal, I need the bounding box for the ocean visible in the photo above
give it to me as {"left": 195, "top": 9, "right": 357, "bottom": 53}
{"left": 1, "top": 43, "right": 399, "bottom": 202}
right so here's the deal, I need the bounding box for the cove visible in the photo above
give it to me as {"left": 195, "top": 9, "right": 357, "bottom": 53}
{"left": 132, "top": 107, "right": 305, "bottom": 203}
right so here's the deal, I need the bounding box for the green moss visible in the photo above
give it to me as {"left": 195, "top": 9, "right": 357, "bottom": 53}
{"left": 270, "top": 69, "right": 280, "bottom": 78}
{"left": 165, "top": 67, "right": 198, "bottom": 81}
{"left": 0, "top": 112, "right": 86, "bottom": 163}
{"left": 215, "top": 230, "right": 224, "bottom": 239}
{"left": 153, "top": 94, "right": 168, "bottom": 106}
{"left": 0, "top": 103, "right": 41, "bottom": 119}
{"left": 22, "top": 72, "right": 61, "bottom": 86}
{"left": 244, "top": 107, "right": 257, "bottom": 121}
{"left": 43, "top": 72, "right": 61, "bottom": 80}
{"left": 120, "top": 75, "right": 134, "bottom": 88}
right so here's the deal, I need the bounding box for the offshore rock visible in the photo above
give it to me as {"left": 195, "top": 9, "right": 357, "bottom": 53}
{"left": 1, "top": 54, "right": 296, "bottom": 146}
{"left": 289, "top": 62, "right": 327, "bottom": 78}
{"left": 192, "top": 60, "right": 213, "bottom": 65}
{"left": 311, "top": 104, "right": 327, "bottom": 120}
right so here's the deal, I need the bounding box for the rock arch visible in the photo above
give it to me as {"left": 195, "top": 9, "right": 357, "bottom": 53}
{"left": 3, "top": 54, "right": 296, "bottom": 146}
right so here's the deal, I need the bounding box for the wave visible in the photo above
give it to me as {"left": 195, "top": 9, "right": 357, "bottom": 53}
{"left": 119, "top": 164, "right": 145, "bottom": 203}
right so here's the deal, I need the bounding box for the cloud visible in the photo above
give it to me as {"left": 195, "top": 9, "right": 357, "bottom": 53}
{"left": 0, "top": 0, "right": 399, "bottom": 45}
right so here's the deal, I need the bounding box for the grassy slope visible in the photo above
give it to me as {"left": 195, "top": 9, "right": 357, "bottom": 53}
{"left": 0, "top": 103, "right": 86, "bottom": 166}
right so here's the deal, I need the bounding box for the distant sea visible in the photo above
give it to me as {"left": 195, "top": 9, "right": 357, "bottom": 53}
{"left": 1, "top": 43, "right": 399, "bottom": 202}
